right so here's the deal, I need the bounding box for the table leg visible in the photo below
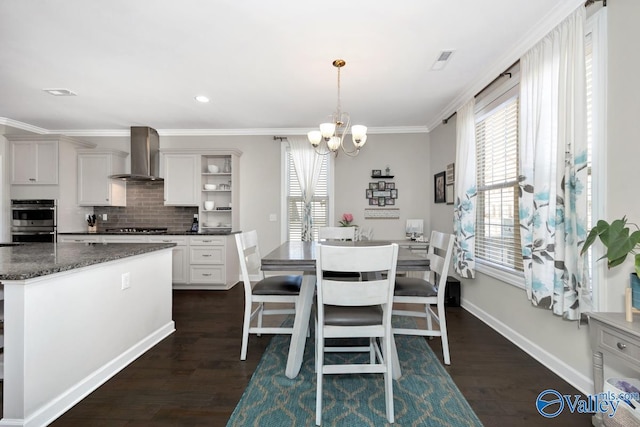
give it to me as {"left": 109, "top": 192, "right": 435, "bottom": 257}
{"left": 592, "top": 350, "right": 604, "bottom": 427}
{"left": 285, "top": 273, "right": 316, "bottom": 379}
{"left": 390, "top": 333, "right": 402, "bottom": 379}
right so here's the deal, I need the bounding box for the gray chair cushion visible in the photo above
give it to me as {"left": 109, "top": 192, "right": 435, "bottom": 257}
{"left": 253, "top": 275, "right": 302, "bottom": 295}
{"left": 324, "top": 304, "right": 383, "bottom": 326}
{"left": 323, "top": 270, "right": 361, "bottom": 281}
{"left": 393, "top": 277, "right": 437, "bottom": 297}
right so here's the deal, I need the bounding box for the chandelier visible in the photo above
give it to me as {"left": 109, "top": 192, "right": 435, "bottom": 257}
{"left": 307, "top": 59, "right": 367, "bottom": 157}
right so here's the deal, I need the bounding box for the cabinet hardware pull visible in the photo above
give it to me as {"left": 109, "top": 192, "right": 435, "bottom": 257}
{"left": 202, "top": 254, "right": 212, "bottom": 257}
{"left": 617, "top": 342, "right": 627, "bottom": 350}
{"left": 203, "top": 240, "right": 212, "bottom": 243}
{"left": 202, "top": 273, "right": 212, "bottom": 276}
{"left": 29, "top": 178, "right": 36, "bottom": 181}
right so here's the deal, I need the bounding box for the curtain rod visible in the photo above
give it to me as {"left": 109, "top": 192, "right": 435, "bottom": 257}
{"left": 443, "top": 1, "right": 604, "bottom": 126}
{"left": 442, "top": 63, "right": 517, "bottom": 125}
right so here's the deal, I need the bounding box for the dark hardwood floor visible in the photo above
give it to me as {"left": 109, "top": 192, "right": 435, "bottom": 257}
{"left": 4, "top": 285, "right": 591, "bottom": 426}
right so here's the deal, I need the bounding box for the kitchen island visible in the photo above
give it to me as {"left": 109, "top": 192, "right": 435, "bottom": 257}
{"left": 0, "top": 242, "right": 176, "bottom": 427}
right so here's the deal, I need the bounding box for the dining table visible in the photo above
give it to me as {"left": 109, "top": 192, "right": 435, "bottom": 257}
{"left": 261, "top": 240, "right": 430, "bottom": 379}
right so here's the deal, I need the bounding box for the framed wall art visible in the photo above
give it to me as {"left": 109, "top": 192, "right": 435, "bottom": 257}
{"left": 446, "top": 184, "right": 454, "bottom": 205}
{"left": 434, "top": 171, "right": 446, "bottom": 203}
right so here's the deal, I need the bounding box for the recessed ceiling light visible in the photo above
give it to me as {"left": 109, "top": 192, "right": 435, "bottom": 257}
{"left": 431, "top": 50, "right": 455, "bottom": 71}
{"left": 43, "top": 88, "right": 77, "bottom": 96}
{"left": 195, "top": 95, "right": 210, "bottom": 103}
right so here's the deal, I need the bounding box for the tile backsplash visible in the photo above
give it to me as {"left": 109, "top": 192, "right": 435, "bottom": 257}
{"left": 93, "top": 181, "right": 198, "bottom": 233}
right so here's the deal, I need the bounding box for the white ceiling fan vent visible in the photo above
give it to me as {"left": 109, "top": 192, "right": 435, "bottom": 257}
{"left": 431, "top": 50, "right": 455, "bottom": 71}
{"left": 43, "top": 88, "right": 77, "bottom": 96}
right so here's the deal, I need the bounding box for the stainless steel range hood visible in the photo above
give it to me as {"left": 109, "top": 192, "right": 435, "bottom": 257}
{"left": 110, "top": 126, "right": 163, "bottom": 181}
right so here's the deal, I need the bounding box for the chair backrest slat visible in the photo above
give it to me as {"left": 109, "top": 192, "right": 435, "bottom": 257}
{"left": 235, "top": 230, "right": 264, "bottom": 287}
{"left": 426, "top": 230, "right": 454, "bottom": 292}
{"left": 317, "top": 243, "right": 399, "bottom": 307}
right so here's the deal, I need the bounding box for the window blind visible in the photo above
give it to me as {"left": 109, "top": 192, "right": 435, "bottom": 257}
{"left": 286, "top": 150, "right": 329, "bottom": 241}
{"left": 475, "top": 97, "right": 524, "bottom": 271}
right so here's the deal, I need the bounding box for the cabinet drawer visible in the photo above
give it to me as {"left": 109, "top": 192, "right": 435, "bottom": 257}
{"left": 599, "top": 326, "right": 640, "bottom": 365}
{"left": 148, "top": 235, "right": 188, "bottom": 245}
{"left": 102, "top": 236, "right": 148, "bottom": 243}
{"left": 190, "top": 246, "right": 224, "bottom": 264}
{"left": 58, "top": 235, "right": 101, "bottom": 243}
{"left": 189, "top": 265, "right": 225, "bottom": 284}
{"left": 190, "top": 235, "right": 225, "bottom": 246}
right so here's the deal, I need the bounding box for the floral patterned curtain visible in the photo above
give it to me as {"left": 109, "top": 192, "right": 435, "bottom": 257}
{"left": 288, "top": 137, "right": 324, "bottom": 241}
{"left": 518, "top": 7, "right": 588, "bottom": 320}
{"left": 453, "top": 99, "right": 477, "bottom": 279}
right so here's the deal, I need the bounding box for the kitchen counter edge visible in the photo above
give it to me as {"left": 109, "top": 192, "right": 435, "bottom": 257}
{"left": 0, "top": 242, "right": 176, "bottom": 281}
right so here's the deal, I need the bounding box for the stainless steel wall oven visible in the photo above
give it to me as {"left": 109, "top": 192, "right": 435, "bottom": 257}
{"left": 11, "top": 199, "right": 57, "bottom": 243}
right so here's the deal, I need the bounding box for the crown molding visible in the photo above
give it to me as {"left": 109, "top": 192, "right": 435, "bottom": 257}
{"left": 428, "top": 0, "right": 585, "bottom": 131}
{"left": 1, "top": 122, "right": 430, "bottom": 137}
{"left": 0, "top": 117, "right": 49, "bottom": 134}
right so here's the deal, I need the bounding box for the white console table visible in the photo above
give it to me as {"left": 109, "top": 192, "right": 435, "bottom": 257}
{"left": 588, "top": 312, "right": 640, "bottom": 426}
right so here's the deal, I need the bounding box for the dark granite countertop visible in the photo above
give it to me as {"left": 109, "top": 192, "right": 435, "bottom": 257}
{"left": 0, "top": 242, "right": 176, "bottom": 281}
{"left": 58, "top": 230, "right": 238, "bottom": 236}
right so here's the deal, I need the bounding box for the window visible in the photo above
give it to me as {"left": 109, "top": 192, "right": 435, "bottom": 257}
{"left": 475, "top": 96, "right": 524, "bottom": 272}
{"left": 284, "top": 148, "right": 330, "bottom": 241}
{"left": 584, "top": 7, "right": 607, "bottom": 310}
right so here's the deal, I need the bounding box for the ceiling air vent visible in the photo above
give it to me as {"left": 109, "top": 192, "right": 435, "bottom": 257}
{"left": 431, "top": 50, "right": 455, "bottom": 71}
{"left": 43, "top": 88, "right": 77, "bottom": 96}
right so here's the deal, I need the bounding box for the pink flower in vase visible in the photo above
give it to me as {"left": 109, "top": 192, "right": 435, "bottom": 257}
{"left": 339, "top": 213, "right": 354, "bottom": 227}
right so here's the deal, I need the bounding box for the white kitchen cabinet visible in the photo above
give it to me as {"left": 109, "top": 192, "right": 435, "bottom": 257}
{"left": 188, "top": 235, "right": 238, "bottom": 290}
{"left": 162, "top": 154, "right": 199, "bottom": 206}
{"left": 77, "top": 150, "right": 127, "bottom": 206}
{"left": 9, "top": 139, "right": 58, "bottom": 184}
{"left": 200, "top": 154, "right": 240, "bottom": 231}
{"left": 148, "top": 235, "right": 188, "bottom": 285}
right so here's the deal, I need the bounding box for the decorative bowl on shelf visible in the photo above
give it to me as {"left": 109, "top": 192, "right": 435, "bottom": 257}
{"left": 207, "top": 165, "right": 220, "bottom": 173}
{"left": 204, "top": 184, "right": 217, "bottom": 190}
{"left": 204, "top": 201, "right": 214, "bottom": 210}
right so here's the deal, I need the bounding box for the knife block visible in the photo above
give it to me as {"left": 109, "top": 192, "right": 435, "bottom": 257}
{"left": 88, "top": 225, "right": 97, "bottom": 233}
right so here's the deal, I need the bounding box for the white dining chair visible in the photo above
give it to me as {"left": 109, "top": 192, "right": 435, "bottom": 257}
{"left": 317, "top": 226, "right": 360, "bottom": 281}
{"left": 392, "top": 230, "right": 455, "bottom": 364}
{"left": 317, "top": 226, "right": 356, "bottom": 241}
{"left": 315, "top": 243, "right": 399, "bottom": 425}
{"left": 235, "top": 230, "right": 302, "bottom": 361}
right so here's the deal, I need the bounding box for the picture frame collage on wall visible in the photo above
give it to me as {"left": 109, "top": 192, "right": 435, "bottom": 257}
{"left": 366, "top": 180, "right": 397, "bottom": 206}
{"left": 435, "top": 162, "right": 455, "bottom": 204}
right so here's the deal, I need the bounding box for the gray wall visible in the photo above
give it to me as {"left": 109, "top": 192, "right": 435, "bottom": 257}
{"left": 426, "top": 1, "right": 640, "bottom": 394}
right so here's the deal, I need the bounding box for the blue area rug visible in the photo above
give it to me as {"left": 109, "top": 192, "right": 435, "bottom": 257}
{"left": 227, "top": 318, "right": 483, "bottom": 426}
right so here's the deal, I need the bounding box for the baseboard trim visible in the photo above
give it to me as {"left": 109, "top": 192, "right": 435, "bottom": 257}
{"left": 2, "top": 322, "right": 176, "bottom": 427}
{"left": 460, "top": 299, "right": 593, "bottom": 395}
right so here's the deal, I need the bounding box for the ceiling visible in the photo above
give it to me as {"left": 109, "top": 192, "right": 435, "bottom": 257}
{"left": 0, "top": 0, "right": 584, "bottom": 136}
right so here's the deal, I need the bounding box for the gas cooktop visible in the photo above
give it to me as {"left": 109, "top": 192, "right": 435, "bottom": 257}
{"left": 104, "top": 227, "right": 168, "bottom": 234}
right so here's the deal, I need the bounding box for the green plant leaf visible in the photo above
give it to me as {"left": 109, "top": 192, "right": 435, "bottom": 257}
{"left": 581, "top": 219, "right": 611, "bottom": 255}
